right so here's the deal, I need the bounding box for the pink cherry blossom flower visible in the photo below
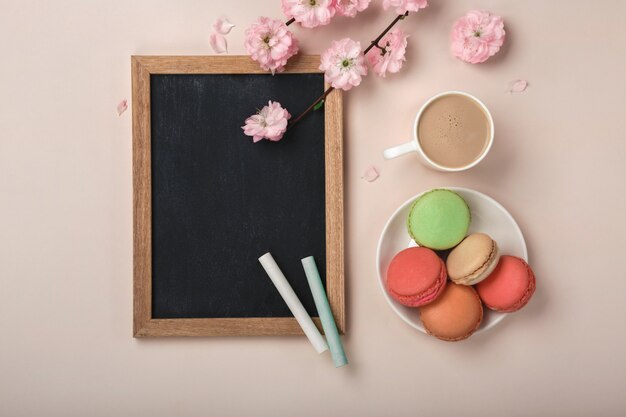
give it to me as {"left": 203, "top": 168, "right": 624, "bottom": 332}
{"left": 451, "top": 10, "right": 505, "bottom": 64}
{"left": 366, "top": 27, "right": 408, "bottom": 77}
{"left": 320, "top": 38, "right": 368, "bottom": 91}
{"left": 242, "top": 101, "right": 291, "bottom": 143}
{"left": 281, "top": 0, "right": 336, "bottom": 28}
{"left": 335, "top": 0, "right": 370, "bottom": 18}
{"left": 244, "top": 17, "right": 299, "bottom": 74}
{"left": 382, "top": 0, "right": 428, "bottom": 15}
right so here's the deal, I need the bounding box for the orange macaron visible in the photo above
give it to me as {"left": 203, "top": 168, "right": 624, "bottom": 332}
{"left": 419, "top": 282, "right": 483, "bottom": 341}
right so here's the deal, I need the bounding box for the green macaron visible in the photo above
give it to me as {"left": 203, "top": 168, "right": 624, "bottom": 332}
{"left": 407, "top": 189, "right": 471, "bottom": 250}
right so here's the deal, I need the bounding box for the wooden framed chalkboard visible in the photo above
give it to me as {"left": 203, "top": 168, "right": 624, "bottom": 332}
{"left": 132, "top": 56, "right": 344, "bottom": 337}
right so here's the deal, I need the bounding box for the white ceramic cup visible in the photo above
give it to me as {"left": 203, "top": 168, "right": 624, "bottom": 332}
{"left": 383, "top": 91, "right": 494, "bottom": 172}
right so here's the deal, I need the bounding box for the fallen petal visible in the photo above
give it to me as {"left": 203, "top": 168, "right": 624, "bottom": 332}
{"left": 116, "top": 99, "right": 128, "bottom": 116}
{"left": 210, "top": 33, "right": 228, "bottom": 54}
{"left": 213, "top": 16, "right": 235, "bottom": 35}
{"left": 361, "top": 165, "right": 379, "bottom": 182}
{"left": 509, "top": 79, "right": 528, "bottom": 93}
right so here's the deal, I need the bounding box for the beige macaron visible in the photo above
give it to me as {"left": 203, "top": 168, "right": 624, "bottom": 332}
{"left": 446, "top": 233, "right": 500, "bottom": 286}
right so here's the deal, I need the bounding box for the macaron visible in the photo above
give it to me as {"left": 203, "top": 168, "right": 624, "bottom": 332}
{"left": 386, "top": 247, "right": 447, "bottom": 307}
{"left": 419, "top": 282, "right": 483, "bottom": 341}
{"left": 446, "top": 233, "right": 500, "bottom": 286}
{"left": 407, "top": 189, "right": 471, "bottom": 250}
{"left": 476, "top": 255, "right": 536, "bottom": 313}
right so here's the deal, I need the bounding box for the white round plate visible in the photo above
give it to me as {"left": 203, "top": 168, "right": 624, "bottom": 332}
{"left": 376, "top": 187, "right": 527, "bottom": 336}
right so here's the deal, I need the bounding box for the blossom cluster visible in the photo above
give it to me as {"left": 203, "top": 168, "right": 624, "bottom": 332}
{"left": 241, "top": 2, "right": 506, "bottom": 143}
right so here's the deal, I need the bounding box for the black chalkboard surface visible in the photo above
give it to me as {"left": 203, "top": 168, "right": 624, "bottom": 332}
{"left": 151, "top": 72, "right": 326, "bottom": 318}
{"left": 132, "top": 56, "right": 344, "bottom": 337}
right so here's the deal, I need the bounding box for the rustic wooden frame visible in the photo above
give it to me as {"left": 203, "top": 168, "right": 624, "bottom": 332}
{"left": 132, "top": 55, "right": 344, "bottom": 337}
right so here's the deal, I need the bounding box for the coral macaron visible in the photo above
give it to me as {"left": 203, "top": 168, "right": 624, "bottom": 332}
{"left": 476, "top": 255, "right": 536, "bottom": 313}
{"left": 386, "top": 247, "right": 447, "bottom": 307}
{"left": 419, "top": 282, "right": 483, "bottom": 341}
{"left": 446, "top": 233, "right": 500, "bottom": 286}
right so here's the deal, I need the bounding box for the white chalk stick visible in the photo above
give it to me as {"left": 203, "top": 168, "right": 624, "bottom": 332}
{"left": 258, "top": 252, "right": 328, "bottom": 354}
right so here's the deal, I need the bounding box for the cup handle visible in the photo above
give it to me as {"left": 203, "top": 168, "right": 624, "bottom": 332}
{"left": 383, "top": 141, "right": 418, "bottom": 160}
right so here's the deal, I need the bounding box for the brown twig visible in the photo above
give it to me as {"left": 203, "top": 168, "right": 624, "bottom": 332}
{"left": 363, "top": 12, "right": 408, "bottom": 55}
{"left": 286, "top": 17, "right": 295, "bottom": 26}
{"left": 287, "top": 11, "right": 410, "bottom": 130}
{"left": 288, "top": 86, "right": 335, "bottom": 129}
{"left": 373, "top": 43, "right": 386, "bottom": 52}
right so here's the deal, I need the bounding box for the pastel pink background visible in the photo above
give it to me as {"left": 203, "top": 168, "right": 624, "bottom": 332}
{"left": 1, "top": 1, "right": 625, "bottom": 416}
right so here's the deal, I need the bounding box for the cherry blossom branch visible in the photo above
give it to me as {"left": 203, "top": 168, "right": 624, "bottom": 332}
{"left": 288, "top": 86, "right": 335, "bottom": 128}
{"left": 364, "top": 11, "right": 408, "bottom": 55}
{"left": 287, "top": 11, "right": 410, "bottom": 130}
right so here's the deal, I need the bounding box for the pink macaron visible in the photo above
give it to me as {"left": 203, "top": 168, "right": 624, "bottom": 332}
{"left": 476, "top": 255, "right": 536, "bottom": 312}
{"left": 386, "top": 247, "right": 447, "bottom": 307}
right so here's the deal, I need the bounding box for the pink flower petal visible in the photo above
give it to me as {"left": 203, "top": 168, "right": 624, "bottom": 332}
{"left": 361, "top": 165, "right": 379, "bottom": 182}
{"left": 213, "top": 16, "right": 235, "bottom": 35}
{"left": 509, "top": 79, "right": 528, "bottom": 93}
{"left": 209, "top": 33, "right": 228, "bottom": 54}
{"left": 116, "top": 99, "right": 128, "bottom": 116}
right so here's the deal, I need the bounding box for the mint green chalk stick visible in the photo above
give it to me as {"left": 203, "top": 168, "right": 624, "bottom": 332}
{"left": 301, "top": 256, "right": 348, "bottom": 368}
